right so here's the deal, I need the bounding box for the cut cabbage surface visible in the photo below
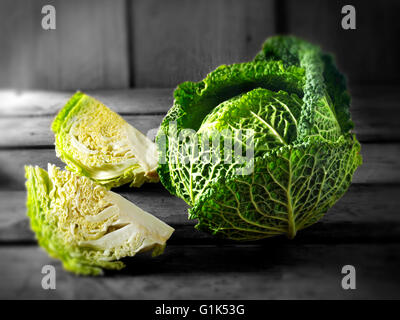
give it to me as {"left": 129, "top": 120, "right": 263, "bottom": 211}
{"left": 52, "top": 92, "right": 159, "bottom": 188}
{"left": 25, "top": 164, "right": 174, "bottom": 275}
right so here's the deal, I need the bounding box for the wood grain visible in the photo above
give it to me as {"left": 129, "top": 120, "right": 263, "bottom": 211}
{"left": 1, "top": 184, "right": 400, "bottom": 243}
{"left": 0, "top": 112, "right": 396, "bottom": 147}
{"left": 131, "top": 0, "right": 276, "bottom": 87}
{"left": 0, "top": 115, "right": 164, "bottom": 147}
{"left": 0, "top": 89, "right": 173, "bottom": 116}
{"left": 3, "top": 86, "right": 396, "bottom": 117}
{"left": 0, "top": 244, "right": 399, "bottom": 299}
{"left": 0, "top": 0, "right": 129, "bottom": 90}
{"left": 1, "top": 86, "right": 399, "bottom": 143}
{"left": 350, "top": 85, "right": 400, "bottom": 142}
{"left": 285, "top": 0, "right": 400, "bottom": 85}
{"left": 0, "top": 143, "right": 396, "bottom": 190}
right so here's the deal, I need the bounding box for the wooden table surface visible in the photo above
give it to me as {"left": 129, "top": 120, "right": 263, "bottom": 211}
{"left": 0, "top": 86, "right": 399, "bottom": 299}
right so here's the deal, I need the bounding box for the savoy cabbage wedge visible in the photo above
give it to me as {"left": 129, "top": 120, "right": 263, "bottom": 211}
{"left": 52, "top": 92, "right": 159, "bottom": 189}
{"left": 25, "top": 164, "right": 174, "bottom": 275}
{"left": 156, "top": 36, "right": 362, "bottom": 240}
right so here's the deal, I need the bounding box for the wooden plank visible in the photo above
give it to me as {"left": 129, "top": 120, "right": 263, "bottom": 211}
{"left": 350, "top": 85, "right": 400, "bottom": 142}
{"left": 285, "top": 0, "right": 400, "bottom": 84}
{"left": 1, "top": 184, "right": 400, "bottom": 243}
{"left": 1, "top": 86, "right": 397, "bottom": 117}
{"left": 0, "top": 143, "right": 396, "bottom": 190}
{"left": 1, "top": 86, "right": 399, "bottom": 142}
{"left": 0, "top": 110, "right": 396, "bottom": 146}
{"left": 0, "top": 0, "right": 129, "bottom": 90}
{"left": 0, "top": 244, "right": 399, "bottom": 299}
{"left": 0, "top": 89, "right": 173, "bottom": 116}
{"left": 0, "top": 115, "right": 164, "bottom": 147}
{"left": 131, "top": 0, "right": 276, "bottom": 87}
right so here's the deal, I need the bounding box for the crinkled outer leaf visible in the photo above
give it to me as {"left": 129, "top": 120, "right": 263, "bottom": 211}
{"left": 25, "top": 164, "right": 174, "bottom": 275}
{"left": 52, "top": 92, "right": 159, "bottom": 189}
{"left": 254, "top": 35, "right": 354, "bottom": 135}
{"left": 157, "top": 60, "right": 306, "bottom": 197}
{"left": 191, "top": 135, "right": 361, "bottom": 240}
{"left": 156, "top": 35, "right": 362, "bottom": 240}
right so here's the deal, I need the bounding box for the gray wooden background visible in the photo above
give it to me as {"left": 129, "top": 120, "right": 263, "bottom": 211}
{"left": 1, "top": 0, "right": 400, "bottom": 90}
{"left": 0, "top": 0, "right": 400, "bottom": 299}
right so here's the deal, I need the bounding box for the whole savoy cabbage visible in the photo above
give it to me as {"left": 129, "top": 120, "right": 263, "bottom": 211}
{"left": 156, "top": 36, "right": 362, "bottom": 240}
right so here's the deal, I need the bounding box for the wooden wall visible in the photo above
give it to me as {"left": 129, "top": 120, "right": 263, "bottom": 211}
{"left": 0, "top": 0, "right": 399, "bottom": 89}
{"left": 284, "top": 0, "right": 400, "bottom": 84}
{"left": 0, "top": 0, "right": 129, "bottom": 90}
{"left": 131, "top": 0, "right": 275, "bottom": 86}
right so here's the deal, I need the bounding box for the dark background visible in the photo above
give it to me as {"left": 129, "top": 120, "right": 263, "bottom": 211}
{"left": 1, "top": 0, "right": 399, "bottom": 90}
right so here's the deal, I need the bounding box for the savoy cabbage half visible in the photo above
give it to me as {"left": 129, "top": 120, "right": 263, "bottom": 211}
{"left": 156, "top": 36, "right": 362, "bottom": 240}
{"left": 25, "top": 164, "right": 174, "bottom": 275}
{"left": 52, "top": 92, "right": 159, "bottom": 189}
